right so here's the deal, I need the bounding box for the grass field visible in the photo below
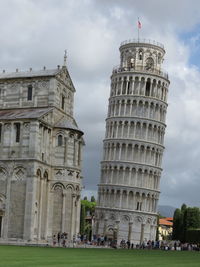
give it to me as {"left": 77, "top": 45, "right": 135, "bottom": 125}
{"left": 0, "top": 246, "right": 200, "bottom": 267}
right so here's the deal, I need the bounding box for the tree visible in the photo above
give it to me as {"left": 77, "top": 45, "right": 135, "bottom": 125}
{"left": 80, "top": 203, "right": 86, "bottom": 235}
{"left": 81, "top": 199, "right": 96, "bottom": 215}
{"left": 181, "top": 203, "right": 187, "bottom": 212}
{"left": 185, "top": 207, "right": 200, "bottom": 229}
{"left": 172, "top": 208, "right": 182, "bottom": 240}
{"left": 79, "top": 198, "right": 97, "bottom": 240}
{"left": 91, "top": 196, "right": 96, "bottom": 202}
{"left": 83, "top": 196, "right": 87, "bottom": 200}
{"left": 172, "top": 204, "right": 200, "bottom": 242}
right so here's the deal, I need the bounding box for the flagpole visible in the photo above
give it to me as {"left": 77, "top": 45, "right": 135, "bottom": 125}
{"left": 138, "top": 17, "right": 139, "bottom": 42}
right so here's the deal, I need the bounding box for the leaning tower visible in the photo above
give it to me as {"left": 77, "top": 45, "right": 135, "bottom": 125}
{"left": 95, "top": 39, "right": 170, "bottom": 245}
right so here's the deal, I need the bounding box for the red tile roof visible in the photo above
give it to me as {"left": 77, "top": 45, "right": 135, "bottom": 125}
{"left": 159, "top": 218, "right": 173, "bottom": 226}
{"left": 165, "top": 217, "right": 173, "bottom": 221}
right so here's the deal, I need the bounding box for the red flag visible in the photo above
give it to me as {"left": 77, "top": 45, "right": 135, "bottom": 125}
{"left": 138, "top": 19, "right": 142, "bottom": 29}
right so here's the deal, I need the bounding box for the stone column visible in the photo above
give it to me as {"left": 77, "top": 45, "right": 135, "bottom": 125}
{"left": 3, "top": 162, "right": 13, "bottom": 239}
{"left": 127, "top": 121, "right": 130, "bottom": 139}
{"left": 118, "top": 100, "right": 122, "bottom": 115}
{"left": 110, "top": 168, "right": 114, "bottom": 184}
{"left": 61, "top": 193, "right": 67, "bottom": 232}
{"left": 140, "top": 223, "right": 145, "bottom": 245}
{"left": 119, "top": 144, "right": 122, "bottom": 160}
{"left": 119, "top": 191, "right": 122, "bottom": 208}
{"left": 108, "top": 144, "right": 111, "bottom": 160}
{"left": 144, "top": 195, "right": 147, "bottom": 212}
{"left": 95, "top": 220, "right": 99, "bottom": 235}
{"left": 73, "top": 139, "right": 77, "bottom": 166}
{"left": 116, "top": 123, "right": 119, "bottom": 138}
{"left": 122, "top": 167, "right": 125, "bottom": 184}
{"left": 45, "top": 185, "right": 54, "bottom": 241}
{"left": 120, "top": 80, "right": 123, "bottom": 95}
{"left": 78, "top": 141, "right": 82, "bottom": 166}
{"left": 141, "top": 171, "right": 144, "bottom": 188}
{"left": 148, "top": 103, "right": 151, "bottom": 118}
{"left": 135, "top": 170, "right": 138, "bottom": 187}
{"left": 125, "top": 78, "right": 129, "bottom": 95}
{"left": 121, "top": 122, "right": 124, "bottom": 138}
{"left": 131, "top": 79, "right": 135, "bottom": 94}
{"left": 150, "top": 225, "right": 154, "bottom": 241}
{"left": 128, "top": 222, "right": 133, "bottom": 241}
{"left": 113, "top": 190, "right": 117, "bottom": 207}
{"left": 103, "top": 219, "right": 108, "bottom": 236}
{"left": 126, "top": 191, "right": 129, "bottom": 209}
{"left": 75, "top": 195, "right": 81, "bottom": 235}
{"left": 136, "top": 80, "right": 140, "bottom": 95}
{"left": 128, "top": 169, "right": 132, "bottom": 186}
{"left": 133, "top": 193, "right": 136, "bottom": 207}
{"left": 124, "top": 101, "right": 127, "bottom": 116}
{"left": 38, "top": 178, "right": 44, "bottom": 240}
{"left": 113, "top": 145, "right": 116, "bottom": 161}
{"left": 64, "top": 138, "right": 68, "bottom": 164}
{"left": 130, "top": 100, "right": 133, "bottom": 116}
{"left": 115, "top": 220, "right": 120, "bottom": 243}
{"left": 70, "top": 194, "right": 76, "bottom": 239}
{"left": 113, "top": 101, "right": 117, "bottom": 116}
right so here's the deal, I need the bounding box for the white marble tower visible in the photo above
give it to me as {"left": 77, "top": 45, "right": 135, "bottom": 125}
{"left": 95, "top": 39, "right": 170, "bottom": 244}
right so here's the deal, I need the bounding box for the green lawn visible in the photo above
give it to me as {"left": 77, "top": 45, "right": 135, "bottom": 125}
{"left": 0, "top": 246, "right": 200, "bottom": 267}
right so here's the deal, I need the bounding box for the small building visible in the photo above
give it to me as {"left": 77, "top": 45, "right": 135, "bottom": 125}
{"left": 158, "top": 217, "right": 173, "bottom": 240}
{"left": 0, "top": 56, "right": 84, "bottom": 243}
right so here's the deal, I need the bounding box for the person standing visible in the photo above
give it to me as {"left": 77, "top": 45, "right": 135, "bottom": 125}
{"left": 127, "top": 240, "right": 131, "bottom": 249}
{"left": 57, "top": 232, "right": 61, "bottom": 246}
{"left": 53, "top": 235, "right": 56, "bottom": 247}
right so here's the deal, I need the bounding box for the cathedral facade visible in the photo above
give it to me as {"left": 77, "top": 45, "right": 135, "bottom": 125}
{"left": 95, "top": 39, "right": 170, "bottom": 244}
{"left": 0, "top": 60, "right": 84, "bottom": 243}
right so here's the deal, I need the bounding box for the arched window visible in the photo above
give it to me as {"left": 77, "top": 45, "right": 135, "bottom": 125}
{"left": 122, "top": 77, "right": 126, "bottom": 94}
{"left": 61, "top": 95, "right": 65, "bottom": 110}
{"left": 27, "top": 85, "right": 33, "bottom": 101}
{"left": 14, "top": 123, "right": 20, "bottom": 142}
{"left": 145, "top": 79, "right": 151, "bottom": 96}
{"left": 127, "top": 57, "right": 134, "bottom": 68}
{"left": 44, "top": 171, "right": 48, "bottom": 180}
{"left": 58, "top": 135, "right": 63, "bottom": 146}
{"left": 145, "top": 57, "right": 154, "bottom": 71}
{"left": 139, "top": 50, "right": 143, "bottom": 60}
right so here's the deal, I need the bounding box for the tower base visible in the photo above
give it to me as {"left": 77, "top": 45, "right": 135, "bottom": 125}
{"left": 95, "top": 207, "right": 157, "bottom": 245}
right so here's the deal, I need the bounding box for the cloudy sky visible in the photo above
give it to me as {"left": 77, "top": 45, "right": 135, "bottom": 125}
{"left": 1, "top": 0, "right": 200, "bottom": 208}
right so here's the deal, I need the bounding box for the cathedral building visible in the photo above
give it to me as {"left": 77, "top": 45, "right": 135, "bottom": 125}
{"left": 0, "top": 55, "right": 84, "bottom": 243}
{"left": 95, "top": 39, "right": 170, "bottom": 244}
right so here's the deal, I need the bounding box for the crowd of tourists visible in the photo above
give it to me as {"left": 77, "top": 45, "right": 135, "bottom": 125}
{"left": 52, "top": 233, "right": 200, "bottom": 251}
{"left": 119, "top": 240, "right": 200, "bottom": 251}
